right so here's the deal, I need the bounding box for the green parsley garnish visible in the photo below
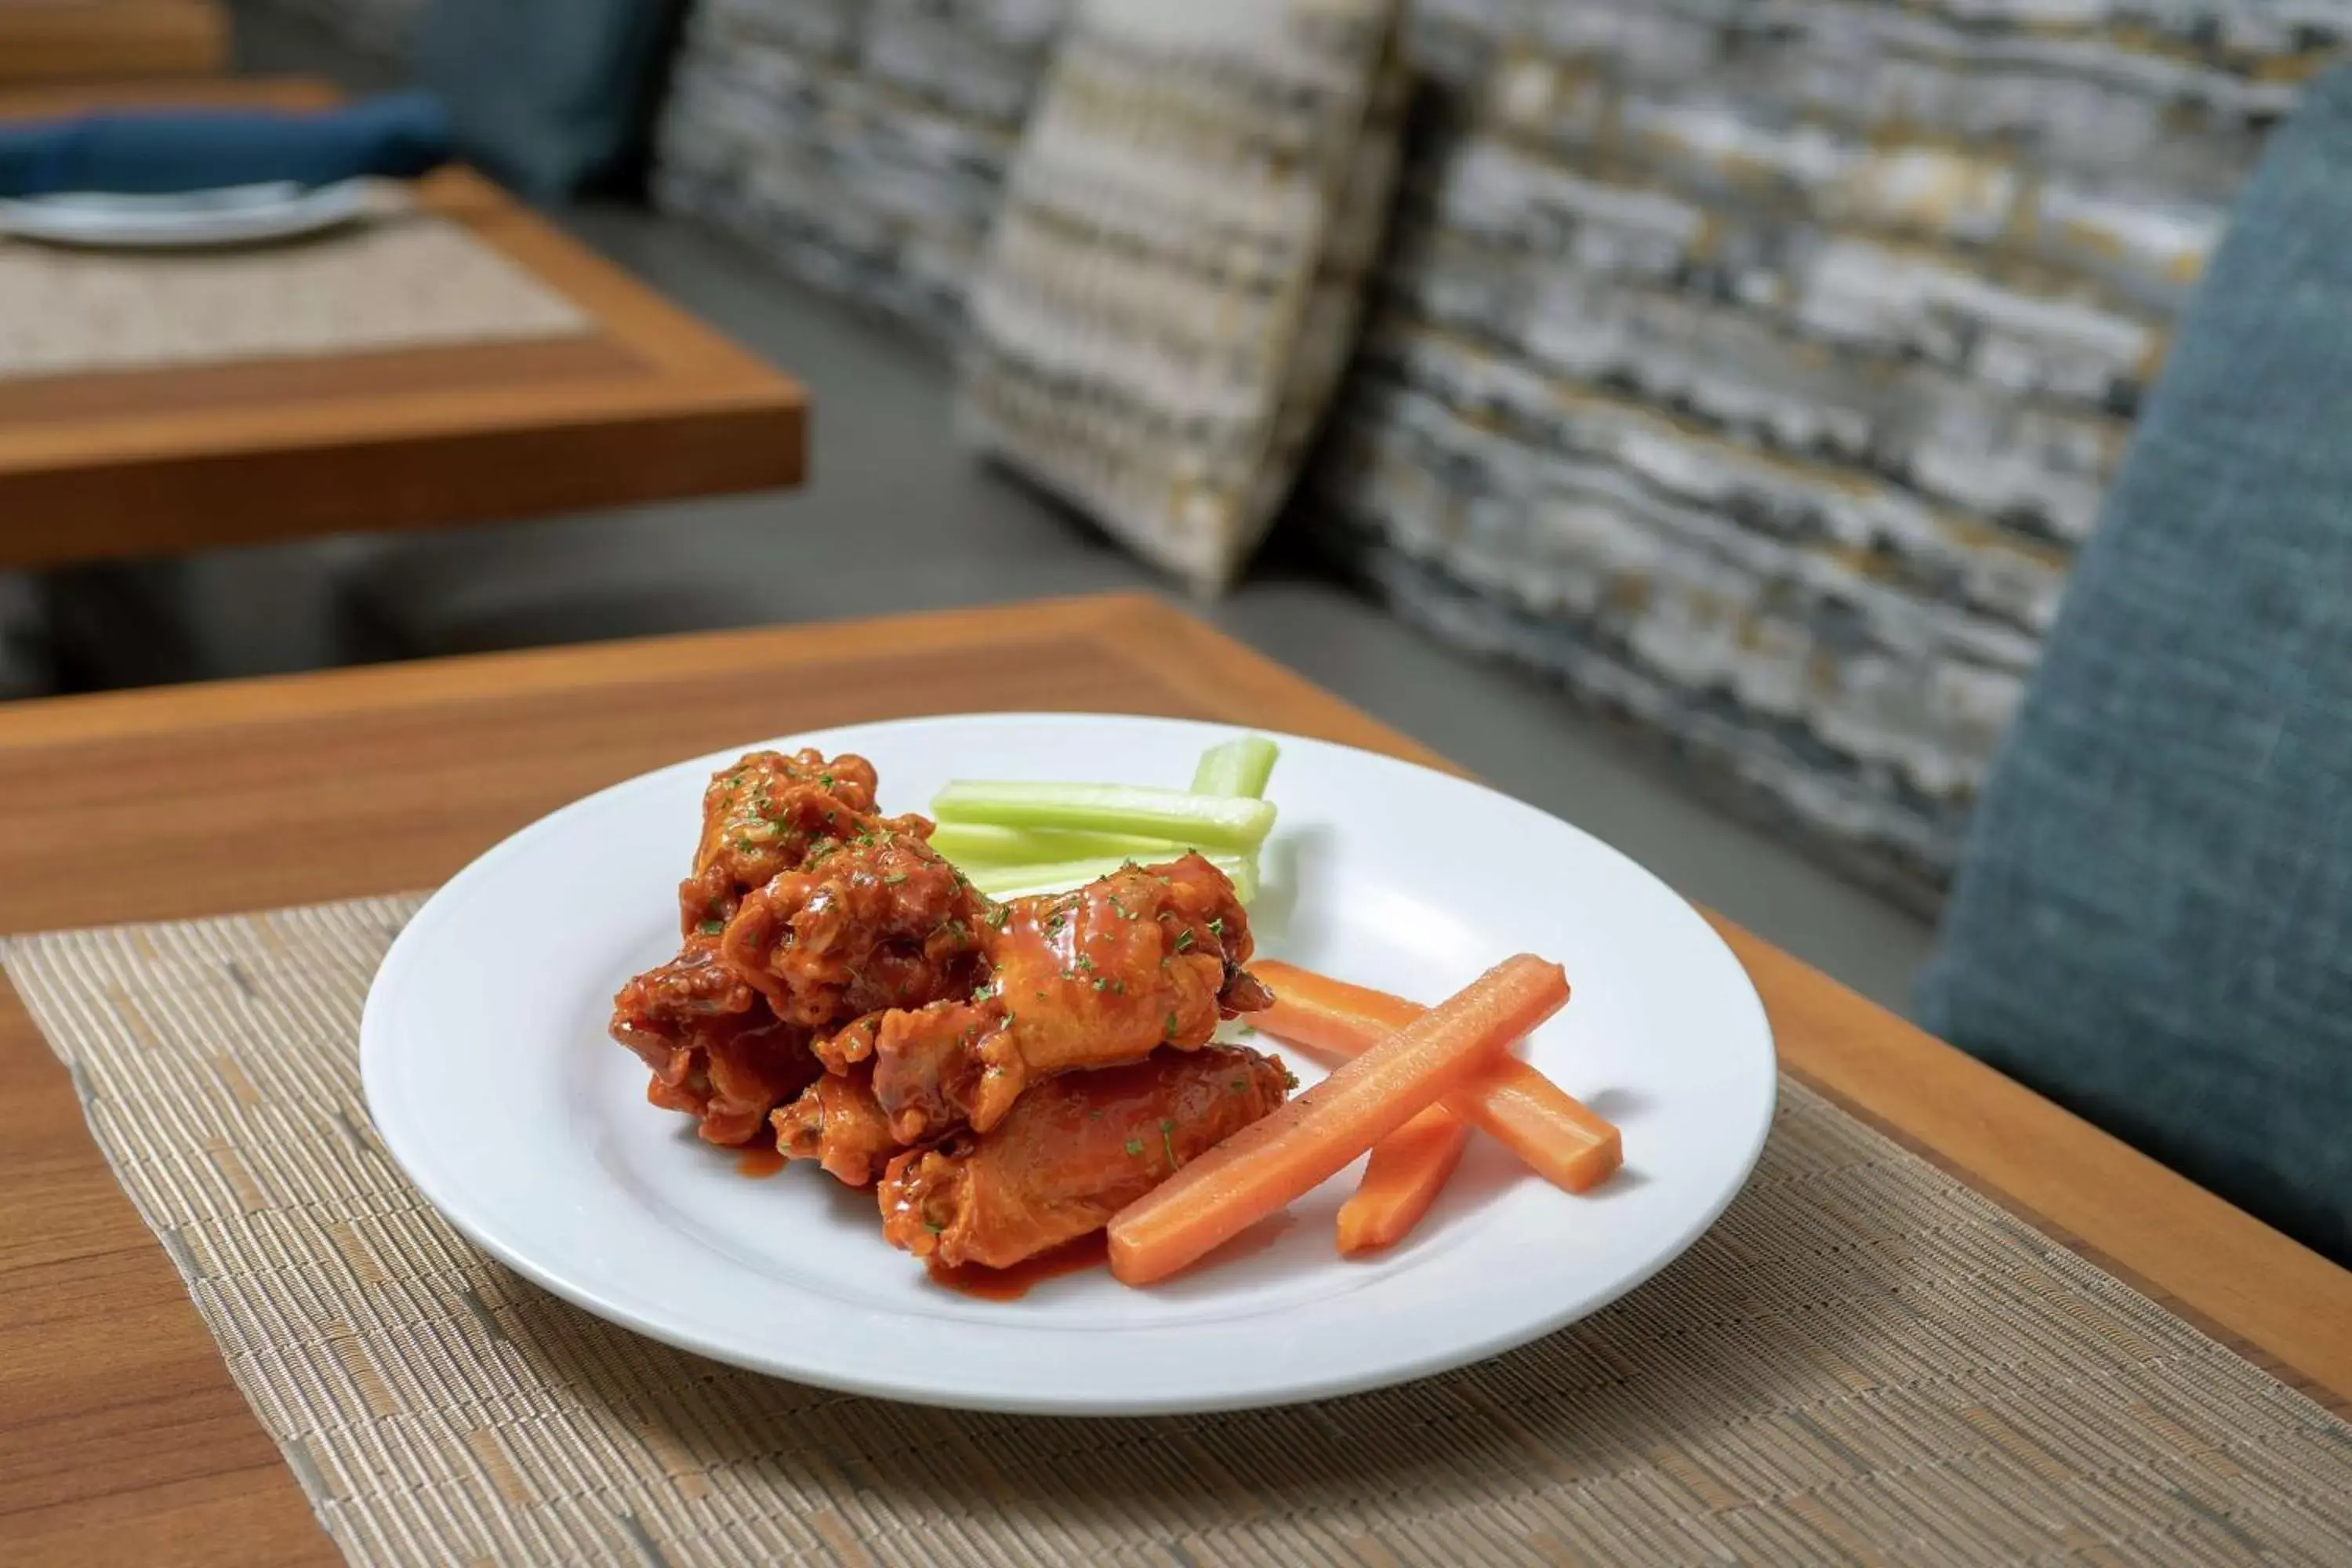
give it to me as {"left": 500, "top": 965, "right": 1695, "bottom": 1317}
{"left": 985, "top": 906, "right": 1011, "bottom": 929}
{"left": 1124, "top": 1139, "right": 1145, "bottom": 1156}
{"left": 1174, "top": 930, "right": 1195, "bottom": 953}
{"left": 698, "top": 919, "right": 726, "bottom": 936}
{"left": 1165, "top": 1011, "right": 1180, "bottom": 1037}
{"left": 1160, "top": 1119, "right": 1178, "bottom": 1167}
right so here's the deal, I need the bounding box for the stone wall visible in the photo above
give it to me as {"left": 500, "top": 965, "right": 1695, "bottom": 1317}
{"left": 1308, "top": 3, "right": 2342, "bottom": 907}
{"left": 650, "top": 2, "right": 2346, "bottom": 905}
{"left": 654, "top": 0, "right": 1076, "bottom": 343}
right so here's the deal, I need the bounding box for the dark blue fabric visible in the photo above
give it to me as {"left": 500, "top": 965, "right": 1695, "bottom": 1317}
{"left": 1915, "top": 64, "right": 2352, "bottom": 1265}
{"left": 0, "top": 92, "right": 452, "bottom": 198}
{"left": 416, "top": 0, "right": 679, "bottom": 201}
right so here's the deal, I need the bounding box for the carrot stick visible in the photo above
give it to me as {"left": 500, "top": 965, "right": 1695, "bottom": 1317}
{"left": 1246, "top": 959, "right": 1621, "bottom": 1194}
{"left": 1336, "top": 1104, "right": 1471, "bottom": 1256}
{"left": 1108, "top": 955, "right": 1570, "bottom": 1285}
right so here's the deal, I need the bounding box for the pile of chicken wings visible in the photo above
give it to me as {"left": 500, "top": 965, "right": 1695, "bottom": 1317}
{"left": 610, "top": 750, "right": 1290, "bottom": 1272}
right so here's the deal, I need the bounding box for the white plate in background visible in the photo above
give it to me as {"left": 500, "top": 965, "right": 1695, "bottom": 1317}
{"left": 0, "top": 179, "right": 372, "bottom": 249}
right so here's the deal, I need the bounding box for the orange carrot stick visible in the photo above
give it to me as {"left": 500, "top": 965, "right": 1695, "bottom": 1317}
{"left": 1246, "top": 959, "right": 1621, "bottom": 1194}
{"left": 1336, "top": 1103, "right": 1471, "bottom": 1255}
{"left": 1109, "top": 955, "right": 1570, "bottom": 1286}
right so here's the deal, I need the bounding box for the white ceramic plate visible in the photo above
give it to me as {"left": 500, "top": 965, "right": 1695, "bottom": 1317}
{"left": 0, "top": 179, "right": 371, "bottom": 249}
{"left": 362, "top": 714, "right": 1775, "bottom": 1414}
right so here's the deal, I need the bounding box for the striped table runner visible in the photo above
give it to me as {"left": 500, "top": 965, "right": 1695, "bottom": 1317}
{"left": 6, "top": 898, "right": 2350, "bottom": 1566}
{"left": 0, "top": 210, "right": 589, "bottom": 382}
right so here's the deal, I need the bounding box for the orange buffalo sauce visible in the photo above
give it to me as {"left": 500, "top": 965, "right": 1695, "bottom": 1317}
{"left": 926, "top": 1232, "right": 1110, "bottom": 1301}
{"left": 735, "top": 1145, "right": 787, "bottom": 1178}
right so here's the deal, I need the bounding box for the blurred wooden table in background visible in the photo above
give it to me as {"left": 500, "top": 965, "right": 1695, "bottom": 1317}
{"left": 0, "top": 0, "right": 226, "bottom": 84}
{"left": 0, "top": 78, "right": 808, "bottom": 569}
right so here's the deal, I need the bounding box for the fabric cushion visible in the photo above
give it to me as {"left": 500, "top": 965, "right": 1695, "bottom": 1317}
{"left": 1913, "top": 64, "right": 2352, "bottom": 1265}
{"left": 956, "top": 0, "right": 1405, "bottom": 594}
{"left": 414, "top": 0, "right": 680, "bottom": 200}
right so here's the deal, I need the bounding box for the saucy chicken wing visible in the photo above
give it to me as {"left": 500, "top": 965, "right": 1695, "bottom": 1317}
{"left": 869, "top": 853, "right": 1271, "bottom": 1140}
{"left": 608, "top": 938, "right": 819, "bottom": 1145}
{"left": 717, "top": 826, "right": 990, "bottom": 1028}
{"left": 675, "top": 749, "right": 932, "bottom": 937}
{"left": 771, "top": 1064, "right": 901, "bottom": 1187}
{"left": 880, "top": 1045, "right": 1290, "bottom": 1271}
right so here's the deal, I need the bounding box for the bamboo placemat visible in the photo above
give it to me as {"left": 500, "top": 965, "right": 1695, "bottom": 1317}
{"left": 7, "top": 897, "right": 2351, "bottom": 1566}
{"left": 0, "top": 208, "right": 589, "bottom": 381}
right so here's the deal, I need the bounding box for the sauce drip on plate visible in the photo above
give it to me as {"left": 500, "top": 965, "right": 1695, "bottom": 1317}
{"left": 927, "top": 1232, "right": 1109, "bottom": 1300}
{"left": 735, "top": 1145, "right": 787, "bottom": 1179}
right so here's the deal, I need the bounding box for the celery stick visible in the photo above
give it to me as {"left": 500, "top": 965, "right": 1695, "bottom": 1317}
{"left": 1189, "top": 735, "right": 1279, "bottom": 800}
{"left": 1190, "top": 735, "right": 1278, "bottom": 897}
{"left": 928, "top": 822, "right": 1186, "bottom": 866}
{"left": 931, "top": 782, "right": 1276, "bottom": 853}
{"left": 966, "top": 853, "right": 1258, "bottom": 905}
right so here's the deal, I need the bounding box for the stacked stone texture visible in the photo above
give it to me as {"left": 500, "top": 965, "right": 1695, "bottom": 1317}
{"left": 663, "top": 2, "right": 2350, "bottom": 903}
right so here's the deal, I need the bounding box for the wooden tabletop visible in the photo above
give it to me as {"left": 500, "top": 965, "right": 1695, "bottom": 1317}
{"left": 2, "top": 592, "right": 2347, "bottom": 1566}
{"left": 0, "top": 1, "right": 225, "bottom": 85}
{"left": 0, "top": 79, "right": 804, "bottom": 570}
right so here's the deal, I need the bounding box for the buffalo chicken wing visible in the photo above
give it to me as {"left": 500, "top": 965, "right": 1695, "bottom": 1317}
{"left": 772, "top": 1065, "right": 901, "bottom": 1187}
{"left": 880, "top": 1045, "right": 1290, "bottom": 1270}
{"left": 718, "top": 826, "right": 989, "bottom": 1027}
{"left": 608, "top": 938, "right": 819, "bottom": 1145}
{"left": 869, "top": 853, "right": 1272, "bottom": 1140}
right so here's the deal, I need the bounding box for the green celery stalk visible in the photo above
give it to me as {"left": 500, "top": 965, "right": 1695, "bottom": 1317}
{"left": 966, "top": 853, "right": 1258, "bottom": 906}
{"left": 1189, "top": 735, "right": 1279, "bottom": 799}
{"left": 931, "top": 781, "right": 1276, "bottom": 853}
{"left": 927, "top": 821, "right": 1188, "bottom": 866}
{"left": 1191, "top": 735, "right": 1278, "bottom": 897}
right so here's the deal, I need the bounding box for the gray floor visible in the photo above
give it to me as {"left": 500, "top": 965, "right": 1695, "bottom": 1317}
{"left": 187, "top": 6, "right": 1941, "bottom": 1011}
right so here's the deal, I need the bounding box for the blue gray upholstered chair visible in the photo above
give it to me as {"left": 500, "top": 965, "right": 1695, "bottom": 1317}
{"left": 1915, "top": 65, "right": 2352, "bottom": 1265}
{"left": 414, "top": 0, "right": 684, "bottom": 200}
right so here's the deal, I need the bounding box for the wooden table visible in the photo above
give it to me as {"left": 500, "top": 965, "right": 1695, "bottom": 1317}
{"left": 2, "top": 592, "right": 2347, "bottom": 1566}
{"left": 0, "top": 79, "right": 804, "bottom": 570}
{"left": 0, "top": 1, "right": 226, "bottom": 85}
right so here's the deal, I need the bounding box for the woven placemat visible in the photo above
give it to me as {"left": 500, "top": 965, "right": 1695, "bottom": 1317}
{"left": 0, "top": 209, "right": 590, "bottom": 381}
{"left": 6, "top": 898, "right": 2350, "bottom": 1567}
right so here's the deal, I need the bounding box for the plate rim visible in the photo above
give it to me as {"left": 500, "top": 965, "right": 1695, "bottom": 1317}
{"left": 361, "top": 710, "right": 1778, "bottom": 1414}
{"left": 0, "top": 178, "right": 370, "bottom": 249}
